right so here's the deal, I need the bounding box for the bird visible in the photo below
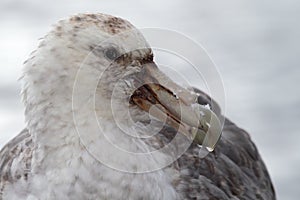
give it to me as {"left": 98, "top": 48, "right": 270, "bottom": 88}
{"left": 0, "top": 13, "right": 275, "bottom": 200}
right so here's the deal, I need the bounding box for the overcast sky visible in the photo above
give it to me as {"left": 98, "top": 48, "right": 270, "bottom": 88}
{"left": 0, "top": 1, "right": 300, "bottom": 199}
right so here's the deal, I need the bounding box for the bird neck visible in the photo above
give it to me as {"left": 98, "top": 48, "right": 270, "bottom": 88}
{"left": 20, "top": 47, "right": 172, "bottom": 172}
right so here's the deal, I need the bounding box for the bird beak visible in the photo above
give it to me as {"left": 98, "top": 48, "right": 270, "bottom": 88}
{"left": 130, "top": 61, "right": 222, "bottom": 151}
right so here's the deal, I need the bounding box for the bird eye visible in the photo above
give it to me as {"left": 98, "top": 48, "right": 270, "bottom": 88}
{"left": 104, "top": 47, "right": 119, "bottom": 60}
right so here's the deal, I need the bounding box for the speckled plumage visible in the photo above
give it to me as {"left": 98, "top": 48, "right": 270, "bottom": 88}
{"left": 0, "top": 13, "right": 275, "bottom": 200}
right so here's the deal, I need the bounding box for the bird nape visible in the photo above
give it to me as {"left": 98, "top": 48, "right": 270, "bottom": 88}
{"left": 0, "top": 13, "right": 275, "bottom": 200}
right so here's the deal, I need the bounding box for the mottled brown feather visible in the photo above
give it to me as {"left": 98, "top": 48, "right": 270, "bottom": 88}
{"left": 0, "top": 129, "right": 32, "bottom": 199}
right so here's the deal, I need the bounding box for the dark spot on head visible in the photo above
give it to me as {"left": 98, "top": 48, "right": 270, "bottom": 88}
{"left": 102, "top": 16, "right": 131, "bottom": 34}
{"left": 111, "top": 29, "right": 116, "bottom": 34}
{"left": 87, "top": 14, "right": 97, "bottom": 19}
{"left": 74, "top": 16, "right": 82, "bottom": 21}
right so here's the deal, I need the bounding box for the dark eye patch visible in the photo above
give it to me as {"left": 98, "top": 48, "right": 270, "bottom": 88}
{"left": 104, "top": 47, "right": 119, "bottom": 60}
{"left": 90, "top": 45, "right": 120, "bottom": 61}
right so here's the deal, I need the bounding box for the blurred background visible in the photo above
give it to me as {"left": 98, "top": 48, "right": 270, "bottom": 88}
{"left": 0, "top": 0, "right": 299, "bottom": 199}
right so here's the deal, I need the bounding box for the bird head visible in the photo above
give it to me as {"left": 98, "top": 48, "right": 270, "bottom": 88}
{"left": 23, "top": 13, "right": 222, "bottom": 154}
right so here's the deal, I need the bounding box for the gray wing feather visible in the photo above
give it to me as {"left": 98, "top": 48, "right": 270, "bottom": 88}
{"left": 172, "top": 89, "right": 276, "bottom": 199}
{"left": 0, "top": 129, "right": 33, "bottom": 199}
{"left": 174, "top": 118, "right": 276, "bottom": 199}
{"left": 143, "top": 88, "right": 276, "bottom": 199}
